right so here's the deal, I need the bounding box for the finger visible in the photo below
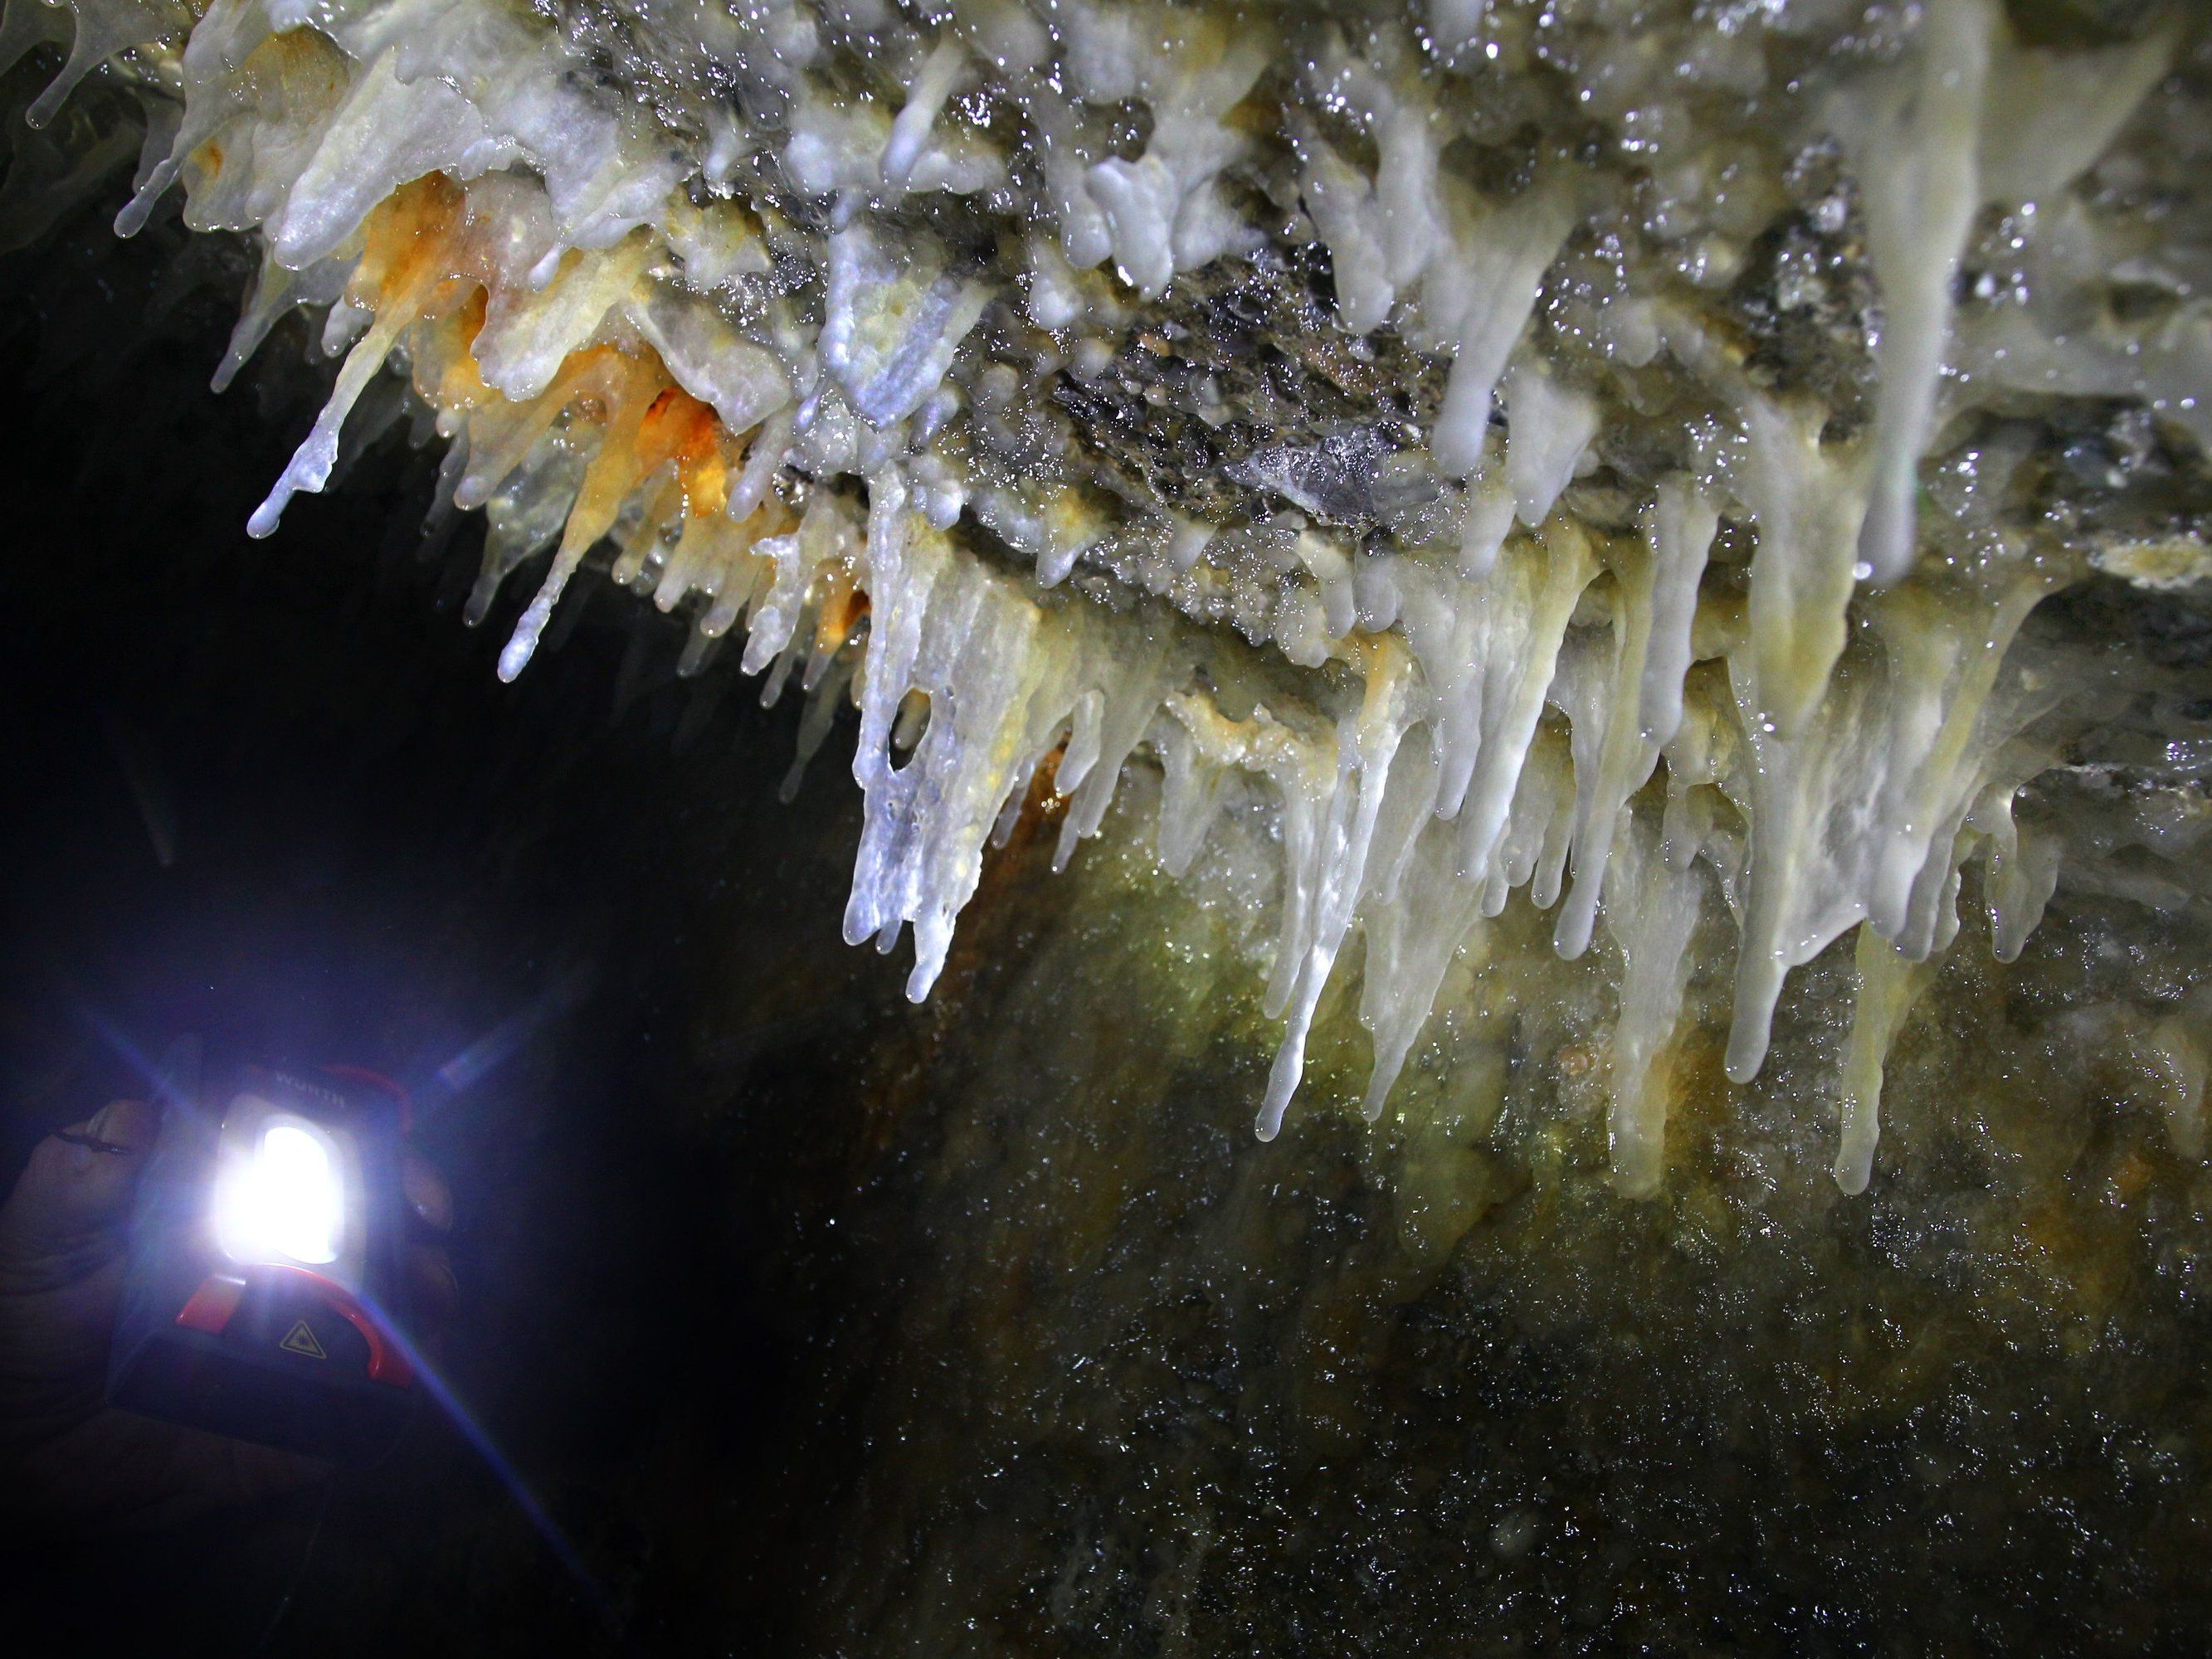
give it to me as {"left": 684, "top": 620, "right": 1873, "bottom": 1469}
{"left": 402, "top": 1240, "right": 459, "bottom": 1329}
{"left": 401, "top": 1151, "right": 452, "bottom": 1234}
{"left": 6, "top": 1406, "right": 328, "bottom": 1538}
{"left": 0, "top": 1099, "right": 159, "bottom": 1252}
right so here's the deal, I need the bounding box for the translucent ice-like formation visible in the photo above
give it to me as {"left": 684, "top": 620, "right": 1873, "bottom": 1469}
{"left": 17, "top": 0, "right": 2210, "bottom": 1189}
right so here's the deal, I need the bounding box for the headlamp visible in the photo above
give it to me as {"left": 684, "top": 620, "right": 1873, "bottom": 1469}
{"left": 214, "top": 1111, "right": 352, "bottom": 1269}
{"left": 107, "top": 1053, "right": 421, "bottom": 1464}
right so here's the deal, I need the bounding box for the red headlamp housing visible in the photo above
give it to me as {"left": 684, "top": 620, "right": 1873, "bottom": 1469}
{"left": 107, "top": 1056, "right": 420, "bottom": 1465}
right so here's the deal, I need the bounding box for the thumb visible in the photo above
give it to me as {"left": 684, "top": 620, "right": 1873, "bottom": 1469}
{"left": 0, "top": 1100, "right": 160, "bottom": 1262}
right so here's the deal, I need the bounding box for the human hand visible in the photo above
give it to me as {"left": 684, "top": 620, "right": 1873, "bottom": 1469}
{"left": 0, "top": 1097, "right": 455, "bottom": 1540}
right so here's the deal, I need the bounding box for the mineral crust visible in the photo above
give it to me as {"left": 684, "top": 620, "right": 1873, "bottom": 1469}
{"left": 2, "top": 0, "right": 2209, "bottom": 1195}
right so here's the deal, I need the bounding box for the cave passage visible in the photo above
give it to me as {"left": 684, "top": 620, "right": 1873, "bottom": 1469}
{"left": 4, "top": 60, "right": 2212, "bottom": 1657}
{"left": 0, "top": 222, "right": 899, "bottom": 1652}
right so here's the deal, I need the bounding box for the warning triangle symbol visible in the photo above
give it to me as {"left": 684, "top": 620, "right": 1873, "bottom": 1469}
{"left": 280, "top": 1318, "right": 328, "bottom": 1360}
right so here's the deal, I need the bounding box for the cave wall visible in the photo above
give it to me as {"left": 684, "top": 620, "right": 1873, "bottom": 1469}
{"left": 1, "top": 19, "right": 2210, "bottom": 1657}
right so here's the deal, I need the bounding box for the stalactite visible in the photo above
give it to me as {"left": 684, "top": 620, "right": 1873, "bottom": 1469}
{"left": 12, "top": 0, "right": 2209, "bottom": 1190}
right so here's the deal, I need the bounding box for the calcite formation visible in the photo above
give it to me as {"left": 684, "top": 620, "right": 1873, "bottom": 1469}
{"left": 5, "top": 0, "right": 2209, "bottom": 1192}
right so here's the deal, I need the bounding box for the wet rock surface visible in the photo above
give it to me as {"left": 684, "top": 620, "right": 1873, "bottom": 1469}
{"left": 0, "top": 14, "right": 2210, "bottom": 1656}
{"left": 740, "top": 795, "right": 2212, "bottom": 1655}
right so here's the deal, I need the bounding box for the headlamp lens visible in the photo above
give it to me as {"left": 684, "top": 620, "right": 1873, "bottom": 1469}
{"left": 216, "top": 1117, "right": 344, "bottom": 1265}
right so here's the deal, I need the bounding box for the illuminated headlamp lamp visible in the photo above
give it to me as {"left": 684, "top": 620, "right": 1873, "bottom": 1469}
{"left": 212, "top": 1107, "right": 355, "bottom": 1272}
{"left": 108, "top": 1055, "right": 421, "bottom": 1464}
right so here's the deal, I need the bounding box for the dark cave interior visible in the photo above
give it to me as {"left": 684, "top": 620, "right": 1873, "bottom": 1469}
{"left": 6, "top": 114, "right": 2212, "bottom": 1659}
